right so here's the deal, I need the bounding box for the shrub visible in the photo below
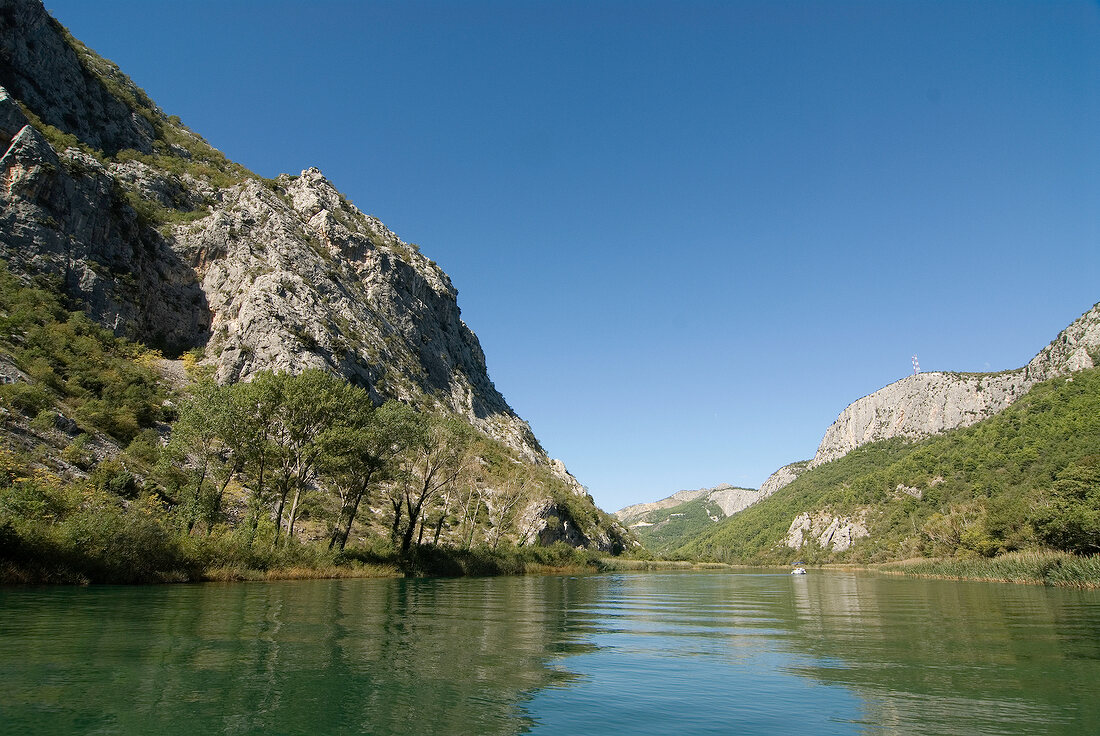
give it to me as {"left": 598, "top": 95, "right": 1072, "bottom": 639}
{"left": 0, "top": 382, "right": 54, "bottom": 416}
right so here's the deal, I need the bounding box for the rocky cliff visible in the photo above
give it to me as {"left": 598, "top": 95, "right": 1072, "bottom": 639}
{"left": 737, "top": 302, "right": 1100, "bottom": 516}
{"left": 782, "top": 510, "right": 869, "bottom": 554}
{"left": 0, "top": 0, "right": 630, "bottom": 550}
{"left": 810, "top": 303, "right": 1100, "bottom": 468}
{"left": 757, "top": 460, "right": 809, "bottom": 498}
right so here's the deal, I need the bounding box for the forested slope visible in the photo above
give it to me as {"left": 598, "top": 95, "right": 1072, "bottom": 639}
{"left": 0, "top": 265, "right": 629, "bottom": 582}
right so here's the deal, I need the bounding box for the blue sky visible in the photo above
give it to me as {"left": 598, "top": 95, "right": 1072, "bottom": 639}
{"left": 44, "top": 1, "right": 1100, "bottom": 512}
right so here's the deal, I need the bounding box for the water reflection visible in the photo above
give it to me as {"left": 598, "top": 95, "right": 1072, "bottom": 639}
{"left": 0, "top": 577, "right": 592, "bottom": 735}
{"left": 2, "top": 572, "right": 1099, "bottom": 735}
{"left": 526, "top": 571, "right": 1100, "bottom": 735}
{"left": 782, "top": 572, "right": 1100, "bottom": 734}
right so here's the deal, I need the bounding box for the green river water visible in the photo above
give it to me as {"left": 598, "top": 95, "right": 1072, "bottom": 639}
{"left": 2, "top": 571, "right": 1098, "bottom": 735}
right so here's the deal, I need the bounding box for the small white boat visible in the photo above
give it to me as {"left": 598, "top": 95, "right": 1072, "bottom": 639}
{"left": 791, "top": 567, "right": 807, "bottom": 575}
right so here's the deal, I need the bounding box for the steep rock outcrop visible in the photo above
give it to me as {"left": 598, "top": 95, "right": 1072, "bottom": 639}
{"left": 0, "top": 89, "right": 210, "bottom": 352}
{"left": 756, "top": 460, "right": 809, "bottom": 498}
{"left": 1024, "top": 303, "right": 1100, "bottom": 382}
{"left": 810, "top": 303, "right": 1100, "bottom": 467}
{"left": 707, "top": 484, "right": 771, "bottom": 516}
{"left": 0, "top": 0, "right": 155, "bottom": 155}
{"left": 517, "top": 497, "right": 632, "bottom": 553}
{"left": 810, "top": 371, "right": 1030, "bottom": 467}
{"left": 783, "top": 510, "right": 869, "bottom": 553}
{"left": 157, "top": 167, "right": 546, "bottom": 461}
{"left": 0, "top": 3, "right": 541, "bottom": 462}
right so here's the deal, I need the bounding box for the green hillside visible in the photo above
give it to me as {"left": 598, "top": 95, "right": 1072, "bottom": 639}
{"left": 630, "top": 495, "right": 729, "bottom": 555}
{"left": 676, "top": 368, "right": 1100, "bottom": 564}
{"left": 0, "top": 264, "right": 627, "bottom": 583}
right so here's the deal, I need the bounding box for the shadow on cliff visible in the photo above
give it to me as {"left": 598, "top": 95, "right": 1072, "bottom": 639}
{"left": 0, "top": 121, "right": 211, "bottom": 356}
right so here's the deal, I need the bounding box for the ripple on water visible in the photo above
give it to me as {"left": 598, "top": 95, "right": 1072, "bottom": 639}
{"left": 3, "top": 572, "right": 1100, "bottom": 735}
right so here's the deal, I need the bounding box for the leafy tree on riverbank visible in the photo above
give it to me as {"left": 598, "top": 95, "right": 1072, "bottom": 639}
{"left": 322, "top": 400, "right": 420, "bottom": 551}
{"left": 389, "top": 414, "right": 474, "bottom": 554}
{"left": 1032, "top": 455, "right": 1100, "bottom": 554}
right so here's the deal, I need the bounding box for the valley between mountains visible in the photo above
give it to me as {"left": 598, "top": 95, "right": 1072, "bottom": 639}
{"left": 1, "top": 0, "right": 1098, "bottom": 583}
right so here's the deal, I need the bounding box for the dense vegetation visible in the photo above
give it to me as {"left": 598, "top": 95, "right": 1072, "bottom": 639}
{"left": 0, "top": 266, "right": 166, "bottom": 442}
{"left": 0, "top": 265, "right": 622, "bottom": 584}
{"left": 678, "top": 367, "right": 1100, "bottom": 565}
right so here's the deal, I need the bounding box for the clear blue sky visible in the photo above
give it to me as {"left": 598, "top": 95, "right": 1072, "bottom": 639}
{"left": 44, "top": 1, "right": 1100, "bottom": 512}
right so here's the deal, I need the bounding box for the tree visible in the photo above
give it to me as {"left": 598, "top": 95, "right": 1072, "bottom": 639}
{"left": 167, "top": 379, "right": 236, "bottom": 534}
{"left": 321, "top": 400, "right": 419, "bottom": 551}
{"left": 1033, "top": 456, "right": 1100, "bottom": 554}
{"left": 391, "top": 414, "right": 473, "bottom": 556}
{"left": 227, "top": 374, "right": 284, "bottom": 546}
{"left": 268, "top": 370, "right": 354, "bottom": 545}
{"left": 484, "top": 464, "right": 534, "bottom": 549}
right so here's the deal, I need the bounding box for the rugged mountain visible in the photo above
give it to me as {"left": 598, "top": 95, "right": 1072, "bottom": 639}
{"left": 613, "top": 483, "right": 767, "bottom": 554}
{"left": 609, "top": 292, "right": 1097, "bottom": 558}
{"left": 0, "top": 0, "right": 631, "bottom": 551}
{"left": 753, "top": 304, "right": 1100, "bottom": 503}
{"left": 678, "top": 366, "right": 1100, "bottom": 563}
{"left": 811, "top": 304, "right": 1099, "bottom": 468}
{"left": 676, "top": 305, "right": 1100, "bottom": 564}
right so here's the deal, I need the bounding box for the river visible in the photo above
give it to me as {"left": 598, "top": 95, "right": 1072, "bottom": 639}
{"left": 2, "top": 571, "right": 1098, "bottom": 734}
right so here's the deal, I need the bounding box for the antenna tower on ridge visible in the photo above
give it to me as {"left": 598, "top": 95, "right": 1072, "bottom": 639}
{"left": 912, "top": 355, "right": 921, "bottom": 375}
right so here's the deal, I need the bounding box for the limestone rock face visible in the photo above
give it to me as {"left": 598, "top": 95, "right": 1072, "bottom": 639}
{"left": 810, "top": 371, "right": 1030, "bottom": 467}
{"left": 810, "top": 303, "right": 1100, "bottom": 467}
{"left": 0, "top": 90, "right": 210, "bottom": 353}
{"left": 0, "top": 25, "right": 542, "bottom": 465}
{"left": 516, "top": 497, "right": 633, "bottom": 553}
{"left": 0, "top": 0, "right": 155, "bottom": 155}
{"left": 157, "top": 167, "right": 546, "bottom": 461}
{"left": 757, "top": 460, "right": 810, "bottom": 498}
{"left": 783, "top": 510, "right": 869, "bottom": 553}
{"left": 1025, "top": 303, "right": 1100, "bottom": 382}
{"left": 706, "top": 484, "right": 772, "bottom": 517}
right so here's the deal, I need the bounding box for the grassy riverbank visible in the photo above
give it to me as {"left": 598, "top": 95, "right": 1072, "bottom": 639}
{"left": 0, "top": 537, "right": 625, "bottom": 585}
{"left": 871, "top": 551, "right": 1100, "bottom": 588}
{"left": 593, "top": 558, "right": 741, "bottom": 572}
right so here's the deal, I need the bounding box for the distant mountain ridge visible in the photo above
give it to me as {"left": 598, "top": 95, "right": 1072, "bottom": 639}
{"left": 667, "top": 301, "right": 1100, "bottom": 562}
{"left": 613, "top": 483, "right": 766, "bottom": 554}
{"left": 614, "top": 483, "right": 760, "bottom": 525}
{"left": 677, "top": 365, "right": 1100, "bottom": 563}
